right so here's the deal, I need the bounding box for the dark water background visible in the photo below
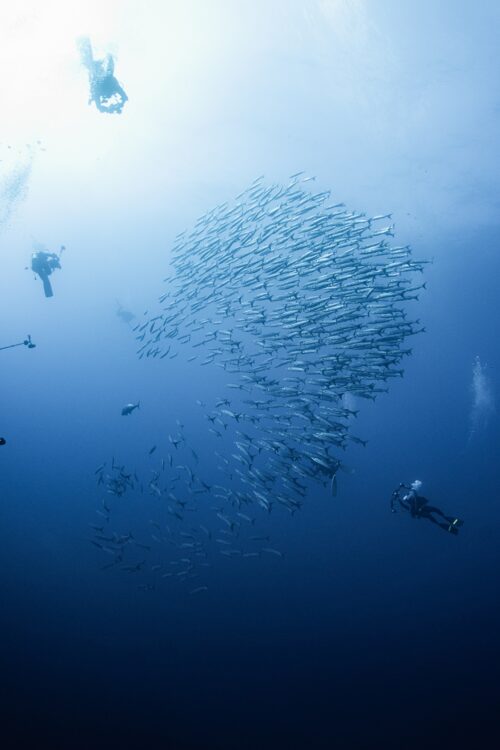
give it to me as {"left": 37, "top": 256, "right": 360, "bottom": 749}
{"left": 1, "top": 2, "right": 499, "bottom": 748}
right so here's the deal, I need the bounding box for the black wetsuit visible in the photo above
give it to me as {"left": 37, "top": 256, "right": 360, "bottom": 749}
{"left": 31, "top": 251, "right": 60, "bottom": 297}
{"left": 392, "top": 485, "right": 460, "bottom": 533}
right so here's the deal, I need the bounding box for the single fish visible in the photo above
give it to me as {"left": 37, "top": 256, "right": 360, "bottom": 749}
{"left": 121, "top": 401, "right": 140, "bottom": 416}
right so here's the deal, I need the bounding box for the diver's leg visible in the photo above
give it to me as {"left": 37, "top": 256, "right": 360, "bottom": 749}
{"left": 428, "top": 512, "right": 461, "bottom": 534}
{"left": 425, "top": 513, "right": 450, "bottom": 532}
{"left": 426, "top": 506, "right": 455, "bottom": 522}
{"left": 42, "top": 277, "right": 53, "bottom": 297}
{"left": 427, "top": 506, "right": 462, "bottom": 526}
{"left": 425, "top": 505, "right": 445, "bottom": 517}
{"left": 77, "top": 37, "right": 94, "bottom": 69}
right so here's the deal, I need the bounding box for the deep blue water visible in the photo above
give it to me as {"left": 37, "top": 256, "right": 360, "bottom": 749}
{"left": 1, "top": 2, "right": 500, "bottom": 748}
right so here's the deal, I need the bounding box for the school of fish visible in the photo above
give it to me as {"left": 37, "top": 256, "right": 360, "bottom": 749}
{"left": 90, "top": 174, "right": 428, "bottom": 591}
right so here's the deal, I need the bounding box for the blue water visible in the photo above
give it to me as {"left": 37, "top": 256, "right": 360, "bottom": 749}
{"left": 2, "top": 2, "right": 500, "bottom": 748}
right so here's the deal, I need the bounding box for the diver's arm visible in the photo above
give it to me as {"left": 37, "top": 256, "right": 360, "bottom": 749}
{"left": 391, "top": 487, "right": 406, "bottom": 512}
{"left": 399, "top": 485, "right": 414, "bottom": 509}
{"left": 391, "top": 485, "right": 410, "bottom": 512}
{"left": 398, "top": 496, "right": 410, "bottom": 511}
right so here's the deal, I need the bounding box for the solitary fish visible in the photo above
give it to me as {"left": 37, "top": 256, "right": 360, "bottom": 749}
{"left": 121, "top": 401, "right": 140, "bottom": 416}
{"left": 190, "top": 586, "right": 208, "bottom": 595}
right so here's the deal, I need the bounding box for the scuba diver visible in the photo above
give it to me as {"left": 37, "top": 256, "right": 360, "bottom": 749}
{"left": 78, "top": 37, "right": 128, "bottom": 114}
{"left": 31, "top": 249, "right": 61, "bottom": 297}
{"left": 0, "top": 335, "right": 36, "bottom": 446}
{"left": 0, "top": 334, "right": 36, "bottom": 352}
{"left": 391, "top": 480, "right": 464, "bottom": 535}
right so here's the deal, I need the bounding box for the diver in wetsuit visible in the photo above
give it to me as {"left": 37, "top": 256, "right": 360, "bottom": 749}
{"left": 0, "top": 335, "right": 35, "bottom": 352}
{"left": 31, "top": 250, "right": 61, "bottom": 297}
{"left": 78, "top": 37, "right": 128, "bottom": 114}
{"left": 391, "top": 480, "right": 464, "bottom": 535}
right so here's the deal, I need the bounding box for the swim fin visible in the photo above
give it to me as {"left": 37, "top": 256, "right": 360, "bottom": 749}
{"left": 447, "top": 518, "right": 463, "bottom": 533}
